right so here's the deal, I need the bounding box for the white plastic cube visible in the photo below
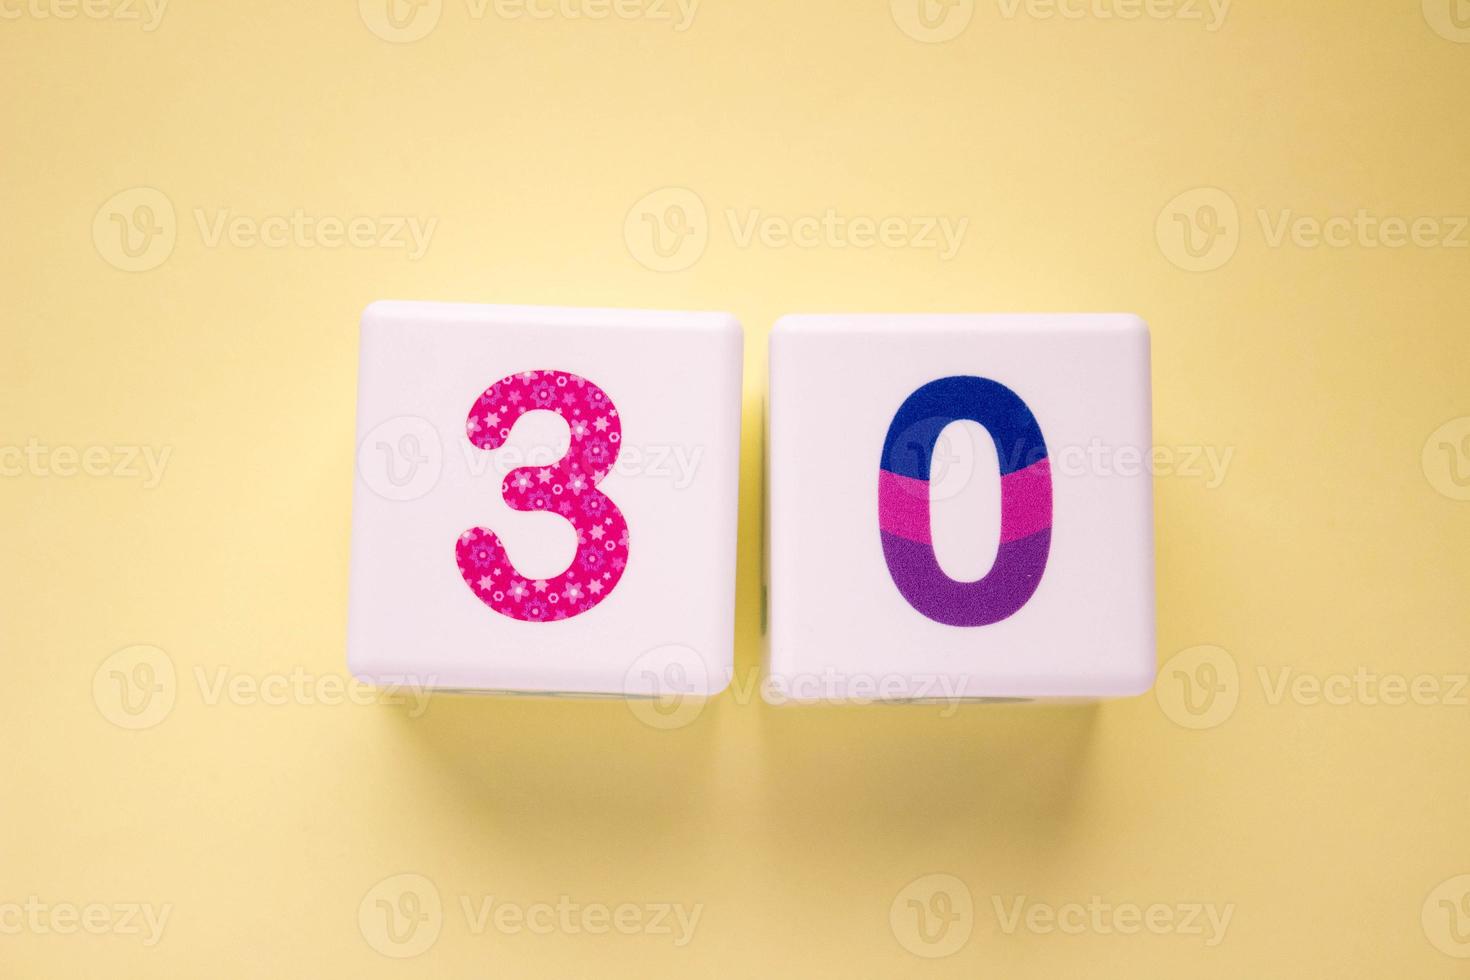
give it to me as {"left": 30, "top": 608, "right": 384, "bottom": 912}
{"left": 348, "top": 302, "right": 742, "bottom": 697}
{"left": 766, "top": 314, "right": 1155, "bottom": 703}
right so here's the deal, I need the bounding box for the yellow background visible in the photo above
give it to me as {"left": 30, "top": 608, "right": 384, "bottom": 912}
{"left": 3, "top": 0, "right": 1468, "bottom": 975}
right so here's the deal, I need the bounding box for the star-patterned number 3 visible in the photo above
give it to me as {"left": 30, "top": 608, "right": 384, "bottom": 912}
{"left": 456, "top": 370, "right": 630, "bottom": 622}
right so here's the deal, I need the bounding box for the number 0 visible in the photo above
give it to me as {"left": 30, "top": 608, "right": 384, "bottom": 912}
{"left": 878, "top": 376, "right": 1052, "bottom": 627}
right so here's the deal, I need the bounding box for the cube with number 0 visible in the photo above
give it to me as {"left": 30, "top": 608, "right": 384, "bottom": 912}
{"left": 348, "top": 302, "right": 742, "bottom": 697}
{"left": 766, "top": 314, "right": 1156, "bottom": 703}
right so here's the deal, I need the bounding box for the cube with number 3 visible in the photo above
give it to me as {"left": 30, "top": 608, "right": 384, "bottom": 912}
{"left": 766, "top": 314, "right": 1156, "bottom": 703}
{"left": 348, "top": 302, "right": 742, "bottom": 697}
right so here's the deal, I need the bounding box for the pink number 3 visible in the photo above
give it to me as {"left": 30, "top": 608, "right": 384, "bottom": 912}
{"left": 456, "top": 370, "right": 630, "bottom": 623}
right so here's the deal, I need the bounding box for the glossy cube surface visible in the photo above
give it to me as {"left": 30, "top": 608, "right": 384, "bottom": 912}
{"left": 349, "top": 302, "right": 742, "bottom": 697}
{"left": 767, "top": 313, "right": 1155, "bottom": 703}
